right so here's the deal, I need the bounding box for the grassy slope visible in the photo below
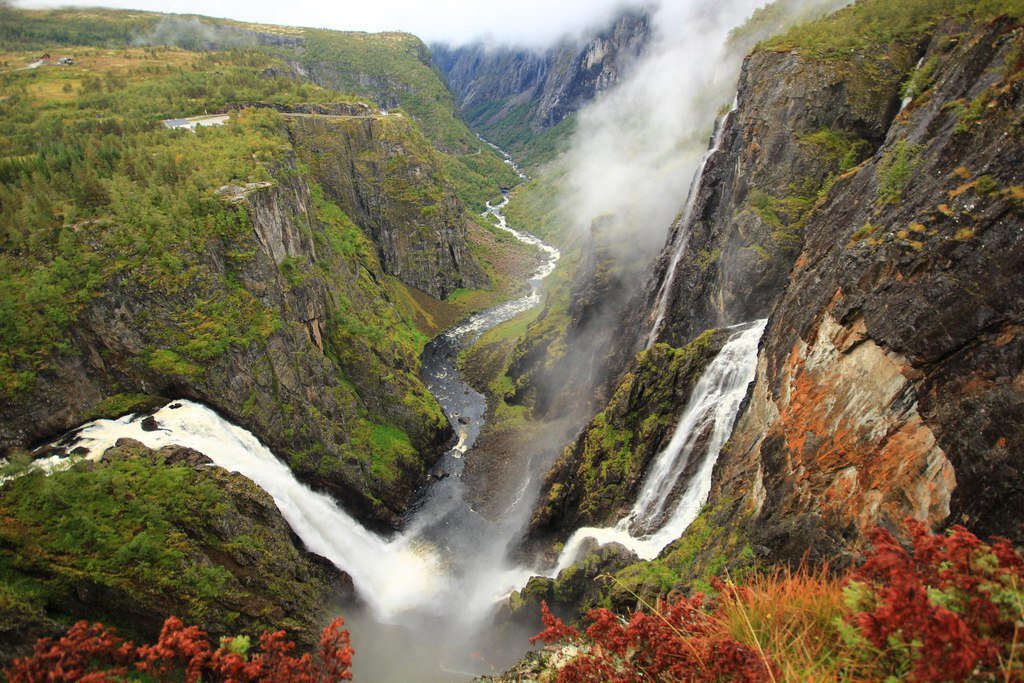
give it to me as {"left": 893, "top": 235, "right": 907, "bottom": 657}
{"left": 0, "top": 442, "right": 331, "bottom": 648}
{"left": 0, "top": 7, "right": 538, "bottom": 497}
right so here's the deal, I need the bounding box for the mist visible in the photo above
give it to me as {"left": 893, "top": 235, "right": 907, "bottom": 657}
{"left": 560, "top": 0, "right": 854, "bottom": 258}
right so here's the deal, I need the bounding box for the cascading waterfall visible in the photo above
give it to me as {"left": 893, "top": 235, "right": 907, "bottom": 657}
{"left": 68, "top": 402, "right": 446, "bottom": 619}
{"left": 645, "top": 103, "right": 737, "bottom": 350}
{"left": 41, "top": 177, "right": 560, "bottom": 680}
{"left": 553, "top": 318, "right": 766, "bottom": 570}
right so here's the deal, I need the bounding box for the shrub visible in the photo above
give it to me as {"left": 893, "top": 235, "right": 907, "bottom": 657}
{"left": 4, "top": 615, "right": 353, "bottom": 682}
{"left": 533, "top": 520, "right": 1024, "bottom": 682}
{"left": 847, "top": 520, "right": 1024, "bottom": 681}
{"left": 531, "top": 598, "right": 778, "bottom": 682}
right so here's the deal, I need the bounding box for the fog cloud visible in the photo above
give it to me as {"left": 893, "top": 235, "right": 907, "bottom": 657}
{"left": 560, "top": 0, "right": 853, "bottom": 258}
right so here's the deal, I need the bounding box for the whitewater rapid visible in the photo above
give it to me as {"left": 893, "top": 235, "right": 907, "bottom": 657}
{"left": 553, "top": 319, "right": 766, "bottom": 569}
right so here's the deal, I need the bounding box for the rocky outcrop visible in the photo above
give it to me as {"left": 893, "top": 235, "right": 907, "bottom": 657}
{"left": 0, "top": 440, "right": 339, "bottom": 664}
{"left": 529, "top": 329, "right": 731, "bottom": 543}
{"left": 640, "top": 40, "right": 914, "bottom": 353}
{"left": 286, "top": 112, "right": 486, "bottom": 298}
{"left": 432, "top": 11, "right": 650, "bottom": 154}
{"left": 0, "top": 129, "right": 453, "bottom": 528}
{"left": 707, "top": 17, "right": 1024, "bottom": 559}
{"left": 504, "top": 540, "right": 638, "bottom": 628}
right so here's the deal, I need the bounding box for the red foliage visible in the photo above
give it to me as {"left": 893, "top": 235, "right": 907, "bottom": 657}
{"left": 531, "top": 597, "right": 777, "bottom": 682}
{"left": 852, "top": 519, "right": 1024, "bottom": 682}
{"left": 531, "top": 521, "right": 1024, "bottom": 682}
{"left": 5, "top": 616, "right": 353, "bottom": 683}
{"left": 4, "top": 621, "right": 135, "bottom": 683}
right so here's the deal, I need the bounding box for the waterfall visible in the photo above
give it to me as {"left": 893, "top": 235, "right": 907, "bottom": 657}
{"left": 554, "top": 318, "right": 766, "bottom": 570}
{"left": 68, "top": 401, "right": 447, "bottom": 621}
{"left": 35, "top": 179, "right": 562, "bottom": 678}
{"left": 644, "top": 103, "right": 737, "bottom": 350}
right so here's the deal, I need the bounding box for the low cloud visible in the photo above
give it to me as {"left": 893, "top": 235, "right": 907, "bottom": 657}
{"left": 561, "top": 0, "right": 852, "bottom": 258}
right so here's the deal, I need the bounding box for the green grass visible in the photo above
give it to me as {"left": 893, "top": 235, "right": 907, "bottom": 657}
{"left": 0, "top": 443, "right": 331, "bottom": 643}
{"left": 762, "top": 0, "right": 1024, "bottom": 57}
{"left": 876, "top": 138, "right": 924, "bottom": 204}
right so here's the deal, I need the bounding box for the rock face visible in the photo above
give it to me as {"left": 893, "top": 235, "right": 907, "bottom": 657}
{"left": 286, "top": 112, "right": 486, "bottom": 298}
{"left": 711, "top": 17, "right": 1024, "bottom": 558}
{"left": 526, "top": 11, "right": 1023, "bottom": 592}
{"left": 529, "top": 329, "right": 731, "bottom": 543}
{"left": 639, "top": 41, "right": 912, "bottom": 352}
{"left": 431, "top": 11, "right": 650, "bottom": 152}
{"left": 0, "top": 115, "right": 467, "bottom": 528}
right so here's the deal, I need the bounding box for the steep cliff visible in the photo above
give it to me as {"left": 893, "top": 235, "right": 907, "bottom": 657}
{"left": 519, "top": 2, "right": 1024, "bottom": 617}
{"left": 431, "top": 11, "right": 650, "bottom": 160}
{"left": 0, "top": 80, "right": 473, "bottom": 528}
{"left": 640, "top": 39, "right": 909, "bottom": 350}
{"left": 713, "top": 15, "right": 1024, "bottom": 560}
{"left": 0, "top": 440, "right": 338, "bottom": 663}
{"left": 286, "top": 110, "right": 487, "bottom": 298}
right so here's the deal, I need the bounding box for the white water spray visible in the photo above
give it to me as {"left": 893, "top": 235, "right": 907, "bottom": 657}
{"left": 554, "top": 318, "right": 766, "bottom": 569}
{"left": 68, "top": 401, "right": 446, "bottom": 620}
{"left": 644, "top": 104, "right": 737, "bottom": 350}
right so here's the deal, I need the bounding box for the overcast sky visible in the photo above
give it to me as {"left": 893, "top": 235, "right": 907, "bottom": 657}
{"left": 15, "top": 0, "right": 648, "bottom": 47}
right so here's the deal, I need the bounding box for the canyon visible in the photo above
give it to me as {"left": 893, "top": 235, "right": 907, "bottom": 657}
{"left": 1, "top": 1, "right": 1023, "bottom": 681}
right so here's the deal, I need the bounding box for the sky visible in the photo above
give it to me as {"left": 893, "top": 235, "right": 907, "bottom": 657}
{"left": 16, "top": 0, "right": 644, "bottom": 46}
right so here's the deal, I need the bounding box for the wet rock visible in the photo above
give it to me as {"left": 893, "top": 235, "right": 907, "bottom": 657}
{"left": 711, "top": 17, "right": 1024, "bottom": 558}
{"left": 140, "top": 416, "right": 159, "bottom": 431}
{"left": 506, "top": 540, "right": 639, "bottom": 628}
{"left": 530, "top": 329, "right": 731, "bottom": 543}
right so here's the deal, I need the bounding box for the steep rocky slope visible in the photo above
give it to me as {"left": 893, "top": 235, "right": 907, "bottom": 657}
{"left": 285, "top": 109, "right": 487, "bottom": 298}
{"left": 431, "top": 11, "right": 650, "bottom": 161}
{"left": 1, "top": 137, "right": 451, "bottom": 526}
{"left": 523, "top": 8, "right": 1024, "bottom": 629}
{"left": 713, "top": 15, "right": 1024, "bottom": 560}
{"left": 640, "top": 39, "right": 910, "bottom": 351}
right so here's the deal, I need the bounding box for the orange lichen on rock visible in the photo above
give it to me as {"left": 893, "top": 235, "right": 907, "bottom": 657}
{"left": 743, "top": 307, "right": 955, "bottom": 540}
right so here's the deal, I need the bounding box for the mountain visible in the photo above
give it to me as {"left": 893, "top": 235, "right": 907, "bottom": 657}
{"left": 431, "top": 10, "right": 651, "bottom": 164}
{"left": 509, "top": 0, "right": 1024, "bottom": 630}
{"left": 0, "top": 7, "right": 538, "bottom": 529}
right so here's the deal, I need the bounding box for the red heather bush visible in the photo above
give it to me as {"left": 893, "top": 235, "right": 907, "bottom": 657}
{"left": 531, "top": 598, "right": 778, "bottom": 682}
{"left": 850, "top": 519, "right": 1024, "bottom": 682}
{"left": 5, "top": 615, "right": 352, "bottom": 682}
{"left": 533, "top": 520, "right": 1024, "bottom": 682}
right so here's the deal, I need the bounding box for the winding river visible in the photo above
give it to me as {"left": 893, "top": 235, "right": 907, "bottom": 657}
{"left": 41, "top": 161, "right": 562, "bottom": 680}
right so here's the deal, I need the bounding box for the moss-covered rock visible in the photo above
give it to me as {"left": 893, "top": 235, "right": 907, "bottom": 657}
{"left": 529, "top": 329, "right": 731, "bottom": 544}
{"left": 0, "top": 440, "right": 339, "bottom": 665}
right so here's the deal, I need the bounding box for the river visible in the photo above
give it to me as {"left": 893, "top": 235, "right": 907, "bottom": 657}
{"left": 44, "top": 167, "right": 562, "bottom": 681}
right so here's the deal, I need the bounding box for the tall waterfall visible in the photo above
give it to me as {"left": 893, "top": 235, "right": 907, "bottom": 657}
{"left": 554, "top": 318, "right": 766, "bottom": 570}
{"left": 645, "top": 104, "right": 737, "bottom": 350}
